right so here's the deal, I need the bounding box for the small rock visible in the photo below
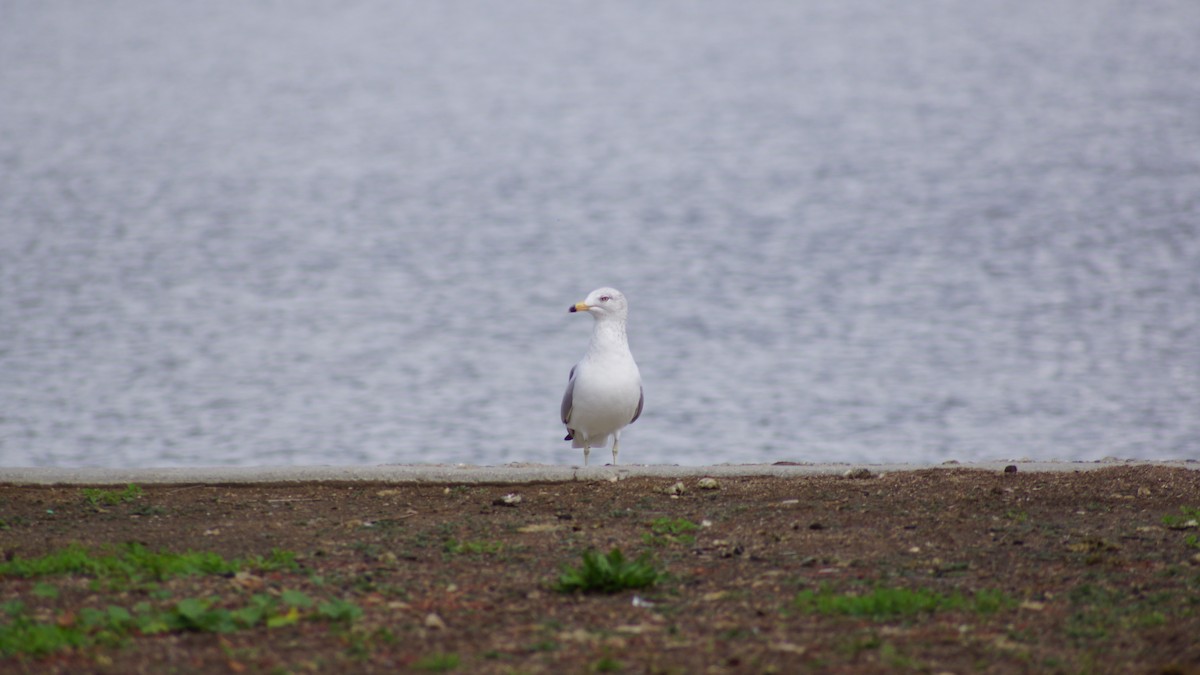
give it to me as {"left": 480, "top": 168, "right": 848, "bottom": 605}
{"left": 603, "top": 636, "right": 629, "bottom": 649}
{"left": 1004, "top": 465, "right": 1018, "bottom": 473}
{"left": 664, "top": 481, "right": 687, "bottom": 496}
{"left": 809, "top": 522, "right": 824, "bottom": 530}
{"left": 717, "top": 543, "right": 745, "bottom": 558}
{"left": 424, "top": 613, "right": 446, "bottom": 630}
{"left": 230, "top": 572, "right": 264, "bottom": 591}
{"left": 631, "top": 595, "right": 656, "bottom": 608}
{"left": 1137, "top": 487, "right": 1152, "bottom": 496}
{"left": 769, "top": 642, "right": 806, "bottom": 655}
{"left": 697, "top": 477, "right": 720, "bottom": 490}
{"left": 616, "top": 623, "right": 661, "bottom": 634}
{"left": 517, "top": 523, "right": 560, "bottom": 533}
{"left": 1019, "top": 600, "right": 1045, "bottom": 611}
{"left": 942, "top": 460, "right": 960, "bottom": 465}
{"left": 493, "top": 493, "right": 522, "bottom": 507}
{"left": 843, "top": 468, "right": 874, "bottom": 479}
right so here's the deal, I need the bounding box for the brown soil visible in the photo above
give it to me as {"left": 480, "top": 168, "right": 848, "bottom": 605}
{"left": 2, "top": 466, "right": 1199, "bottom": 674}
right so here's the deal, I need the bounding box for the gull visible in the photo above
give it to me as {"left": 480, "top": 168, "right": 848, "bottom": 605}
{"left": 561, "top": 287, "right": 644, "bottom": 466}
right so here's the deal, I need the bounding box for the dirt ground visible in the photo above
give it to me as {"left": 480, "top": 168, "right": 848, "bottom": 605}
{"left": 1, "top": 465, "right": 1199, "bottom": 674}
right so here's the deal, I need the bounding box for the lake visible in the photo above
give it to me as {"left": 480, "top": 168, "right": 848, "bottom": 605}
{"left": 2, "top": 0, "right": 1198, "bottom": 467}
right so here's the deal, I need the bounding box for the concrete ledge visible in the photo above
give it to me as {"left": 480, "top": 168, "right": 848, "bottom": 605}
{"left": 0, "top": 459, "right": 1195, "bottom": 485}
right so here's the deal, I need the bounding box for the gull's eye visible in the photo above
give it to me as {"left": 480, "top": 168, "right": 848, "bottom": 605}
{"left": 599, "top": 296, "right": 611, "bottom": 302}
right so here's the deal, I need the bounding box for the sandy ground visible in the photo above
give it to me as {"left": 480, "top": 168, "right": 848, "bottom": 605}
{"left": 1, "top": 463, "right": 1199, "bottom": 673}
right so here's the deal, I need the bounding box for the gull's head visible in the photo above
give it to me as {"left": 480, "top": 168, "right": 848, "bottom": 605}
{"left": 569, "top": 287, "right": 628, "bottom": 320}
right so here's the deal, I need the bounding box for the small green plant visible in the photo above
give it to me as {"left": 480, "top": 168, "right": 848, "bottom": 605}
{"left": 592, "top": 655, "right": 623, "bottom": 672}
{"left": 1004, "top": 509, "right": 1029, "bottom": 523}
{"left": 0, "top": 543, "right": 297, "bottom": 584}
{"left": 82, "top": 484, "right": 143, "bottom": 507}
{"left": 793, "top": 585, "right": 1013, "bottom": 620}
{"left": 1162, "top": 506, "right": 1200, "bottom": 530}
{"left": 0, "top": 591, "right": 362, "bottom": 657}
{"left": 414, "top": 652, "right": 461, "bottom": 671}
{"left": 318, "top": 598, "right": 364, "bottom": 623}
{"left": 556, "top": 548, "right": 662, "bottom": 593}
{"left": 643, "top": 517, "right": 699, "bottom": 546}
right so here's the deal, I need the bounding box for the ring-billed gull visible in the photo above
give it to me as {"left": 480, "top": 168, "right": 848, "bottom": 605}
{"left": 561, "top": 287, "right": 644, "bottom": 466}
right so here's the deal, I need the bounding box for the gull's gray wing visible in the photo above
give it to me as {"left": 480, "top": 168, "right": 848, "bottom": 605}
{"left": 560, "top": 364, "right": 577, "bottom": 426}
{"left": 630, "top": 385, "right": 644, "bottom": 424}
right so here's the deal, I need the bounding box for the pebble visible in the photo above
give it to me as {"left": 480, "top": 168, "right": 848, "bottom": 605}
{"left": 664, "top": 481, "right": 687, "bottom": 496}
{"left": 424, "top": 613, "right": 446, "bottom": 630}
{"left": 697, "top": 477, "right": 720, "bottom": 490}
{"left": 843, "top": 467, "right": 874, "bottom": 479}
{"left": 631, "top": 595, "right": 656, "bottom": 608}
{"left": 1004, "top": 465, "right": 1018, "bottom": 473}
{"left": 493, "top": 493, "right": 522, "bottom": 507}
{"left": 769, "top": 642, "right": 806, "bottom": 654}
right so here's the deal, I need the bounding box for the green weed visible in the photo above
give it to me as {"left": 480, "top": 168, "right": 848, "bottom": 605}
{"left": 643, "top": 517, "right": 699, "bottom": 546}
{"left": 1162, "top": 506, "right": 1200, "bottom": 530}
{"left": 0, "top": 591, "right": 362, "bottom": 657}
{"left": 592, "top": 655, "right": 623, "bottom": 672}
{"left": 556, "top": 548, "right": 662, "bottom": 594}
{"left": 793, "top": 585, "right": 1013, "bottom": 620}
{"left": 1064, "top": 582, "right": 1188, "bottom": 646}
{"left": 82, "top": 484, "right": 143, "bottom": 507}
{"left": 414, "top": 652, "right": 461, "bottom": 671}
{"left": 0, "top": 543, "right": 297, "bottom": 584}
{"left": 318, "top": 598, "right": 364, "bottom": 623}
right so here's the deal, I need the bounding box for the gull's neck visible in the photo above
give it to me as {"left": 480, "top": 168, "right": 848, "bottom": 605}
{"left": 586, "top": 316, "right": 629, "bottom": 358}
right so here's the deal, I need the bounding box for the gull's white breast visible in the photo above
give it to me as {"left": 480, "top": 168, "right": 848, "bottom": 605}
{"left": 567, "top": 353, "right": 642, "bottom": 448}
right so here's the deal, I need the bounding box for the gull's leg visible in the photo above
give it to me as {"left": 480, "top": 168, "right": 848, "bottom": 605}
{"left": 612, "top": 434, "right": 620, "bottom": 466}
{"left": 583, "top": 443, "right": 590, "bottom": 466}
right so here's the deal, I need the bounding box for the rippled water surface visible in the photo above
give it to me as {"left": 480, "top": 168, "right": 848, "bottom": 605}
{"left": 2, "top": 1, "right": 1199, "bottom": 467}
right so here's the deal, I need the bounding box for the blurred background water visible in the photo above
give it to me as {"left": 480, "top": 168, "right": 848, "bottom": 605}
{"left": 2, "top": 0, "right": 1198, "bottom": 467}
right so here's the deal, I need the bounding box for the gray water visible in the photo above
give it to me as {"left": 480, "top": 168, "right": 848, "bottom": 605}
{"left": 2, "top": 0, "right": 1199, "bottom": 468}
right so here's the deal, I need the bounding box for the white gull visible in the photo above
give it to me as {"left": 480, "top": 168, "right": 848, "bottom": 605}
{"left": 560, "top": 287, "right": 643, "bottom": 466}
